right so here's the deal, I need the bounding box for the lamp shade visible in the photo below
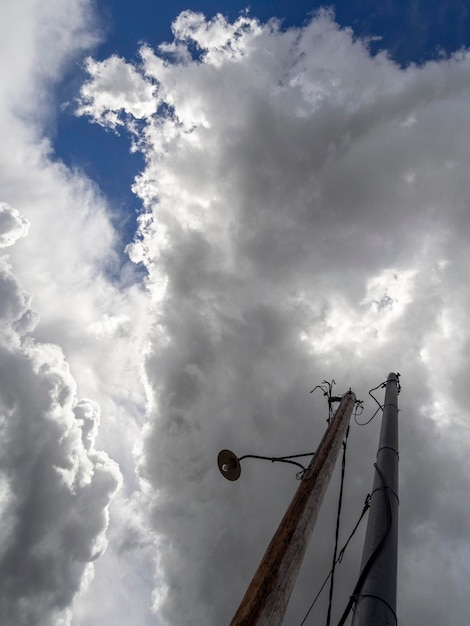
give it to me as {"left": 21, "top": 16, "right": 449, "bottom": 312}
{"left": 217, "top": 449, "right": 241, "bottom": 481}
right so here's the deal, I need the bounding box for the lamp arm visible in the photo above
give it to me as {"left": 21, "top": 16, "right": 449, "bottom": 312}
{"left": 238, "top": 454, "right": 312, "bottom": 472}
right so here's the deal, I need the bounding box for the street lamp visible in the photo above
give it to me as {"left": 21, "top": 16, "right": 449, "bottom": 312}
{"left": 217, "top": 449, "right": 314, "bottom": 481}
{"left": 216, "top": 390, "right": 357, "bottom": 626}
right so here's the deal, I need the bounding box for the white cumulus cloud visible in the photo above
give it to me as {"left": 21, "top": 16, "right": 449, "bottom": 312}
{"left": 0, "top": 1, "right": 153, "bottom": 624}
{"left": 0, "top": 203, "right": 29, "bottom": 248}
{"left": 0, "top": 208, "right": 122, "bottom": 626}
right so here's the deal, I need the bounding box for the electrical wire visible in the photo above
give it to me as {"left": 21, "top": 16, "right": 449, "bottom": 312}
{"left": 354, "top": 381, "right": 386, "bottom": 426}
{"left": 325, "top": 425, "right": 350, "bottom": 626}
{"left": 298, "top": 494, "right": 371, "bottom": 626}
{"left": 355, "top": 374, "right": 401, "bottom": 426}
{"left": 336, "top": 463, "right": 393, "bottom": 626}
{"left": 301, "top": 375, "right": 400, "bottom": 625}
{"left": 349, "top": 593, "right": 397, "bottom": 624}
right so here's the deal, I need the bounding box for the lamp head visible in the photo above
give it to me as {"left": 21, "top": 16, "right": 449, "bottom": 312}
{"left": 217, "top": 449, "right": 241, "bottom": 481}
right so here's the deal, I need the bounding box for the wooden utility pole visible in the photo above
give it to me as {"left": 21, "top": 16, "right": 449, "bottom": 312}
{"left": 230, "top": 390, "right": 357, "bottom": 626}
{"left": 351, "top": 373, "right": 399, "bottom": 626}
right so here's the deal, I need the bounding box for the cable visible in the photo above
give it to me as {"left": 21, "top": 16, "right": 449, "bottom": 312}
{"left": 337, "top": 494, "right": 371, "bottom": 564}
{"left": 355, "top": 375, "right": 401, "bottom": 426}
{"left": 301, "top": 376, "right": 400, "bottom": 624}
{"left": 350, "top": 594, "right": 397, "bottom": 624}
{"left": 354, "top": 381, "right": 386, "bottom": 426}
{"left": 298, "top": 494, "right": 371, "bottom": 626}
{"left": 336, "top": 463, "right": 393, "bottom": 626}
{"left": 325, "top": 425, "right": 350, "bottom": 626}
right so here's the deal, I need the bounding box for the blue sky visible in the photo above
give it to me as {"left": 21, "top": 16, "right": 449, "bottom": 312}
{"left": 54, "top": 0, "right": 470, "bottom": 247}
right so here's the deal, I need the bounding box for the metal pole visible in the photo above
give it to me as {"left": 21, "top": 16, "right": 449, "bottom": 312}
{"left": 231, "top": 390, "right": 357, "bottom": 626}
{"left": 351, "top": 372, "right": 399, "bottom": 626}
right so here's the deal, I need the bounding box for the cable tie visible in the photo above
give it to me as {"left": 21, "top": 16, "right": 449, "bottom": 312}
{"left": 351, "top": 593, "right": 398, "bottom": 624}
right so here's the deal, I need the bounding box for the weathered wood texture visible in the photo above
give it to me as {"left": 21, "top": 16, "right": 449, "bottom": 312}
{"left": 230, "top": 391, "right": 357, "bottom": 626}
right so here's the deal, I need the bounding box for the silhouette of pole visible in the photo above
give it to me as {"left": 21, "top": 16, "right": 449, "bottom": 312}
{"left": 351, "top": 372, "right": 400, "bottom": 626}
{"left": 230, "top": 390, "right": 356, "bottom": 626}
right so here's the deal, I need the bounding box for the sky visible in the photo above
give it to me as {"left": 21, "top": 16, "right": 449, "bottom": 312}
{"left": 1, "top": 1, "right": 470, "bottom": 625}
